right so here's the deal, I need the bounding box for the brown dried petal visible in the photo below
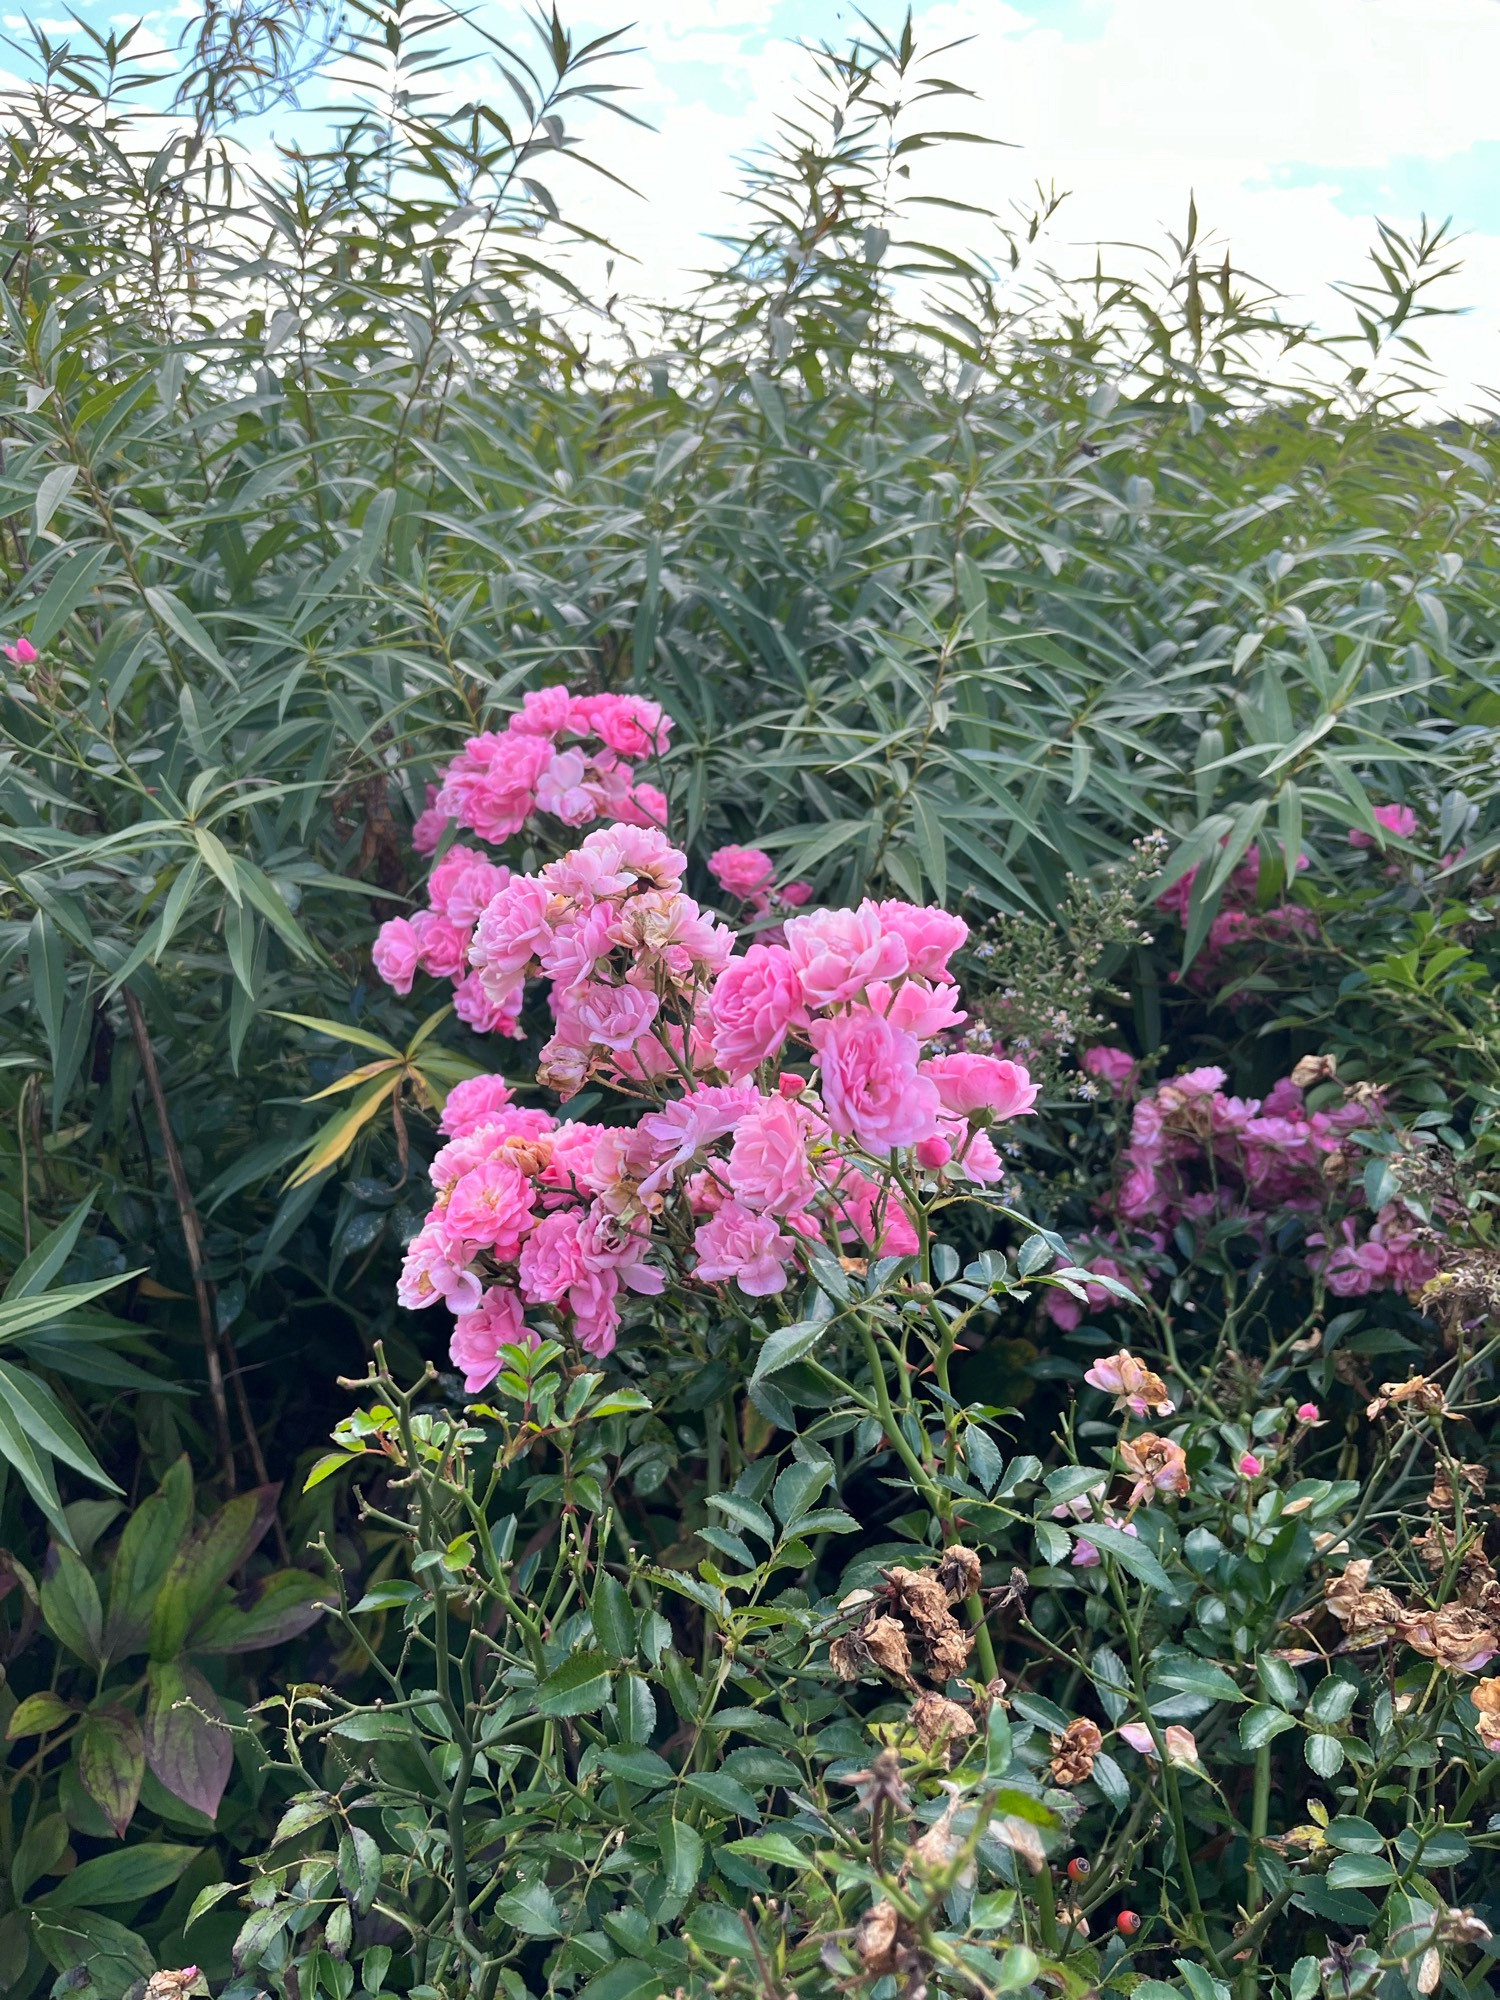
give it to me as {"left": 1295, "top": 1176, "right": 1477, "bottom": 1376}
{"left": 908, "top": 1691, "right": 977, "bottom": 1758}
{"left": 1291, "top": 1053, "right": 1338, "bottom": 1088}
{"left": 855, "top": 1901, "right": 902, "bottom": 1974}
{"left": 829, "top": 1632, "right": 869, "bottom": 1681}
{"left": 883, "top": 1566, "right": 956, "bottom": 1640}
{"left": 1049, "top": 1717, "right": 1103, "bottom": 1786}
{"left": 862, "top": 1614, "right": 915, "bottom": 1682}
{"left": 927, "top": 1624, "right": 975, "bottom": 1680}
{"left": 936, "top": 1545, "right": 982, "bottom": 1603}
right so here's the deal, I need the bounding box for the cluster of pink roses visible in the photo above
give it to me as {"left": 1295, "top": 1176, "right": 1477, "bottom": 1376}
{"left": 391, "top": 815, "right": 1039, "bottom": 1386}
{"left": 414, "top": 686, "right": 670, "bottom": 851}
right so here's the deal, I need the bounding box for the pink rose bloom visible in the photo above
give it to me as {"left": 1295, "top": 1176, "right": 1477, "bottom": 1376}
{"left": 454, "top": 735, "right": 553, "bottom": 843}
{"left": 411, "top": 785, "right": 449, "bottom": 855}
{"left": 923, "top": 1052, "right": 1038, "bottom": 1121}
{"left": 710, "top": 945, "right": 808, "bottom": 1077}
{"left": 709, "top": 844, "right": 776, "bottom": 905}
{"left": 536, "top": 747, "right": 597, "bottom": 825}
{"left": 450, "top": 1287, "right": 535, "bottom": 1392}
{"left": 429, "top": 1109, "right": 554, "bottom": 1192}
{"left": 397, "top": 1227, "right": 482, "bottom": 1315}
{"left": 1349, "top": 803, "right": 1417, "bottom": 848}
{"left": 372, "top": 916, "right": 421, "bottom": 995}
{"left": 570, "top": 1267, "right": 623, "bottom": 1356}
{"left": 427, "top": 843, "right": 487, "bottom": 911}
{"left": 571, "top": 691, "right": 671, "bottom": 758}
{"left": 811, "top": 1009, "right": 940, "bottom": 1153}
{"left": 694, "top": 1201, "right": 796, "bottom": 1296}
{"left": 562, "top": 980, "right": 660, "bottom": 1053}
{"left": 1117, "top": 1723, "right": 1154, "bottom": 1755}
{"left": 546, "top": 823, "right": 686, "bottom": 901}
{"left": 3, "top": 635, "right": 37, "bottom": 665}
{"left": 875, "top": 900, "right": 968, "bottom": 983}
{"left": 410, "top": 911, "right": 471, "bottom": 981}
{"left": 444, "top": 1160, "right": 537, "bottom": 1260}
{"left": 453, "top": 970, "right": 524, "bottom": 1037}
{"left": 1084, "top": 1348, "right": 1172, "bottom": 1416}
{"left": 784, "top": 901, "right": 909, "bottom": 1007}
{"left": 509, "top": 685, "right": 575, "bottom": 737}
{"left": 619, "top": 780, "right": 669, "bottom": 829}
{"left": 1238, "top": 1453, "right": 1263, "bottom": 1477}
{"left": 950, "top": 1125, "right": 1004, "bottom": 1184}
{"left": 1081, "top": 1045, "right": 1136, "bottom": 1089}
{"left": 825, "top": 1169, "right": 921, "bottom": 1256}
{"left": 727, "top": 1094, "right": 818, "bottom": 1215}
{"left": 780, "top": 881, "right": 814, "bottom": 908}
{"left": 1310, "top": 1219, "right": 1390, "bottom": 1297}
{"left": 518, "top": 1209, "right": 591, "bottom": 1303}
{"left": 868, "top": 977, "right": 966, "bottom": 1040}
{"left": 1296, "top": 1402, "right": 1321, "bottom": 1423}
{"left": 576, "top": 1206, "right": 664, "bottom": 1295}
{"left": 432, "top": 856, "right": 512, "bottom": 926}
{"left": 470, "top": 877, "right": 554, "bottom": 992}
{"left": 612, "top": 890, "right": 734, "bottom": 981}
{"left": 638, "top": 1083, "right": 760, "bottom": 1194}
{"left": 439, "top": 1074, "right": 516, "bottom": 1138}
{"left": 536, "top": 1036, "right": 591, "bottom": 1098}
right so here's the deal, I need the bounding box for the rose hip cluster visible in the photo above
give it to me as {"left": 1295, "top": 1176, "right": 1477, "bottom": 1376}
{"left": 394, "top": 823, "right": 1038, "bottom": 1388}
{"left": 372, "top": 690, "right": 672, "bottom": 1031}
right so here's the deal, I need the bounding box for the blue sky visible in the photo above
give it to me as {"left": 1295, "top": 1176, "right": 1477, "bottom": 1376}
{"left": 18, "top": 0, "right": 1500, "bottom": 401}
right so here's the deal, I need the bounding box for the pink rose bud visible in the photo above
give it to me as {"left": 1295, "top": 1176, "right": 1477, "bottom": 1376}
{"left": 1296, "top": 1403, "right": 1320, "bottom": 1424}
{"left": 3, "top": 636, "right": 37, "bottom": 665}
{"left": 915, "top": 1135, "right": 952, "bottom": 1168}
{"left": 776, "top": 1072, "right": 807, "bottom": 1096}
{"left": 1238, "top": 1452, "right": 1262, "bottom": 1478}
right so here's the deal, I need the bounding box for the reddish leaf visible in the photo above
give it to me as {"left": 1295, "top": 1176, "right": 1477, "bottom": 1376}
{"left": 143, "top": 1661, "right": 232, "bottom": 1820}
{"left": 77, "top": 1707, "right": 143, "bottom": 1839}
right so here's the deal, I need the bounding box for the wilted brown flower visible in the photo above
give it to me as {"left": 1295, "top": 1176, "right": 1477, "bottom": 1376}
{"left": 986, "top": 1568, "right": 1030, "bottom": 1616}
{"left": 1291, "top": 1053, "right": 1338, "bottom": 1089}
{"left": 880, "top": 1565, "right": 974, "bottom": 1682}
{"left": 846, "top": 1749, "right": 912, "bottom": 1816}
{"left": 1049, "top": 1717, "right": 1103, "bottom": 1786}
{"left": 1469, "top": 1678, "right": 1500, "bottom": 1751}
{"left": 855, "top": 1901, "right": 903, "bottom": 1974}
{"left": 911, "top": 1788, "right": 968, "bottom": 1875}
{"left": 1429, "top": 1463, "right": 1488, "bottom": 1512}
{"left": 146, "top": 1977, "right": 202, "bottom": 2000}
{"left": 1397, "top": 1604, "right": 1498, "bottom": 1674}
{"left": 1324, "top": 1560, "right": 1404, "bottom": 1646}
{"left": 1367, "top": 1375, "right": 1446, "bottom": 1421}
{"left": 830, "top": 1613, "right": 914, "bottom": 1684}
{"left": 927, "top": 1623, "right": 975, "bottom": 1679}
{"left": 908, "top": 1690, "right": 977, "bottom": 1759}
{"left": 1118, "top": 1430, "right": 1191, "bottom": 1504}
{"left": 936, "top": 1544, "right": 982, "bottom": 1602}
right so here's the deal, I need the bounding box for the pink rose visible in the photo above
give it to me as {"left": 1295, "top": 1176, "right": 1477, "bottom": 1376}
{"left": 868, "top": 978, "right": 966, "bottom": 1040}
{"left": 1081, "top": 1045, "right": 1136, "bottom": 1089}
{"left": 709, "top": 946, "right": 808, "bottom": 1077}
{"left": 727, "top": 1094, "right": 817, "bottom": 1215}
{"left": 439, "top": 1074, "right": 516, "bottom": 1138}
{"left": 372, "top": 916, "right": 421, "bottom": 995}
{"left": 452, "top": 971, "right": 524, "bottom": 1037}
{"left": 570, "top": 692, "right": 671, "bottom": 758}
{"left": 619, "top": 780, "right": 669, "bottom": 829}
{"left": 563, "top": 980, "right": 660, "bottom": 1053}
{"left": 922, "top": 1052, "right": 1038, "bottom": 1121}
{"left": 694, "top": 1201, "right": 796, "bottom": 1296}
{"left": 431, "top": 856, "right": 512, "bottom": 925}
{"left": 453, "top": 734, "right": 553, "bottom": 842}
{"left": 875, "top": 900, "right": 968, "bottom": 982}
{"left": 450, "top": 1287, "right": 535, "bottom": 1392}
{"left": 1349, "top": 803, "right": 1417, "bottom": 848}
{"left": 444, "top": 1160, "right": 538, "bottom": 1259}
{"left": 536, "top": 747, "right": 597, "bottom": 825}
{"left": 1083, "top": 1347, "right": 1171, "bottom": 1416}
{"left": 509, "top": 685, "right": 574, "bottom": 737}
{"left": 708, "top": 845, "right": 776, "bottom": 905}
{"left": 470, "top": 877, "right": 554, "bottom": 992}
{"left": 638, "top": 1083, "right": 760, "bottom": 1194}
{"left": 810, "top": 1008, "right": 940, "bottom": 1153}
{"left": 411, "top": 785, "right": 449, "bottom": 855}
{"left": 784, "top": 901, "right": 909, "bottom": 1007}
{"left": 519, "top": 1210, "right": 590, "bottom": 1303}
{"left": 397, "top": 1227, "right": 482, "bottom": 1315}
{"left": 410, "top": 911, "right": 470, "bottom": 981}
{"left": 3, "top": 635, "right": 38, "bottom": 666}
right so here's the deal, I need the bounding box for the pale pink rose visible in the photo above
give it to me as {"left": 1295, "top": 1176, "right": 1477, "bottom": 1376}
{"left": 1071, "top": 1538, "right": 1101, "bottom": 1568}
{"left": 1083, "top": 1349, "right": 1174, "bottom": 1417}
{"left": 450, "top": 1287, "right": 535, "bottom": 1392}
{"left": 536, "top": 746, "right": 596, "bottom": 825}
{"left": 922, "top": 1052, "right": 1038, "bottom": 1121}
{"left": 694, "top": 1201, "right": 796, "bottom": 1296}
{"left": 518, "top": 1209, "right": 590, "bottom": 1303}
{"left": 638, "top": 1084, "right": 760, "bottom": 1194}
{"left": 427, "top": 842, "right": 488, "bottom": 911}
{"left": 710, "top": 945, "right": 808, "bottom": 1077}
{"left": 563, "top": 980, "right": 660, "bottom": 1053}
{"left": 444, "top": 1161, "right": 537, "bottom": 1259}
{"left": 1164, "top": 1726, "right": 1200, "bottom": 1767}
{"left": 570, "top": 1267, "right": 623, "bottom": 1356}
{"left": 545, "top": 824, "right": 685, "bottom": 901}
{"left": 727, "top": 1094, "right": 818, "bottom": 1214}
{"left": 708, "top": 845, "right": 776, "bottom": 905}
{"left": 470, "top": 876, "right": 554, "bottom": 993}
{"left": 1349, "top": 803, "right": 1418, "bottom": 848}
{"left": 453, "top": 970, "right": 524, "bottom": 1037}
{"left": 576, "top": 1206, "right": 664, "bottom": 1294}
{"left": 509, "top": 685, "right": 575, "bottom": 737}
{"left": 619, "top": 780, "right": 669, "bottom": 829}
{"left": 811, "top": 1009, "right": 940, "bottom": 1153}
{"left": 612, "top": 891, "right": 734, "bottom": 980}
{"left": 1117, "top": 1723, "right": 1154, "bottom": 1755}
{"left": 867, "top": 977, "right": 966, "bottom": 1039}
{"left": 784, "top": 901, "right": 909, "bottom": 1008}
{"left": 455, "top": 735, "right": 553, "bottom": 842}
{"left": 875, "top": 900, "right": 968, "bottom": 982}
{"left": 397, "top": 1227, "right": 482, "bottom": 1314}
{"left": 432, "top": 856, "right": 512, "bottom": 925}
{"left": 950, "top": 1124, "right": 1004, "bottom": 1184}
{"left": 538, "top": 904, "right": 616, "bottom": 997}
{"left": 439, "top": 1074, "right": 516, "bottom": 1138}
{"left": 411, "top": 785, "right": 449, "bottom": 855}
{"left": 429, "top": 1109, "right": 554, "bottom": 1192}
{"left": 372, "top": 916, "right": 421, "bottom": 995}
{"left": 1081, "top": 1045, "right": 1136, "bottom": 1089}
{"left": 410, "top": 910, "right": 471, "bottom": 981}
{"left": 570, "top": 692, "right": 671, "bottom": 758}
